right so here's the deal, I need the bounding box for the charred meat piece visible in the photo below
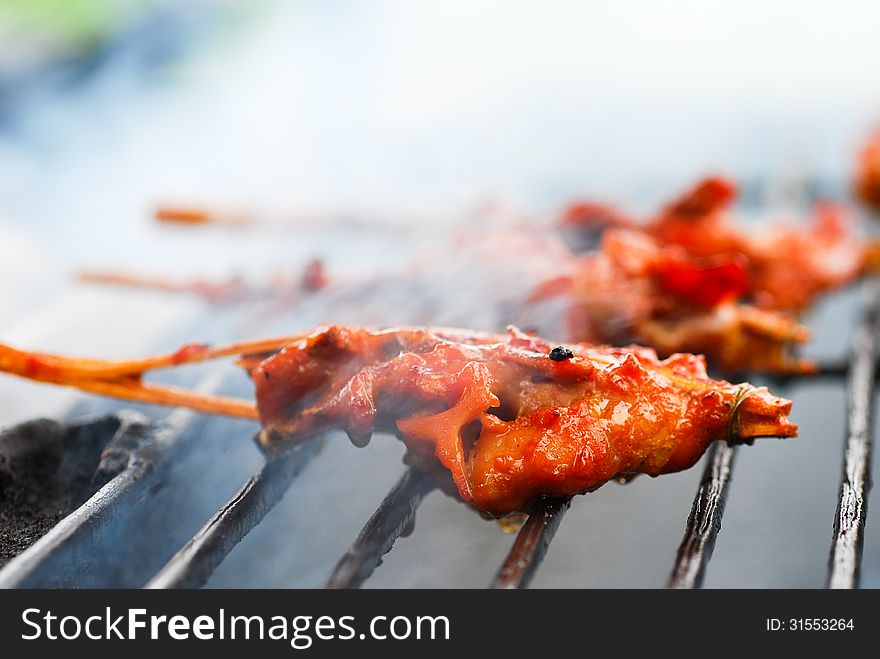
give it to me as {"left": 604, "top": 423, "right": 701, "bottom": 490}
{"left": 533, "top": 229, "right": 812, "bottom": 374}
{"left": 0, "top": 325, "right": 796, "bottom": 516}
{"left": 561, "top": 176, "right": 877, "bottom": 311}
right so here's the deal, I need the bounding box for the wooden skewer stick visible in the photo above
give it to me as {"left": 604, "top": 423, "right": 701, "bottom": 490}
{"left": 155, "top": 206, "right": 252, "bottom": 227}
{"left": 0, "top": 335, "right": 308, "bottom": 420}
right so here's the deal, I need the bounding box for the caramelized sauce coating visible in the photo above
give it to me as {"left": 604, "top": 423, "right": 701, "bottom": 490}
{"left": 253, "top": 325, "right": 796, "bottom": 515}
{"left": 561, "top": 176, "right": 872, "bottom": 311}
{"left": 535, "top": 229, "right": 812, "bottom": 374}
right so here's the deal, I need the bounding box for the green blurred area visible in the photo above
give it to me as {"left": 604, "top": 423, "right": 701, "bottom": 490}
{"left": 0, "top": 0, "right": 156, "bottom": 49}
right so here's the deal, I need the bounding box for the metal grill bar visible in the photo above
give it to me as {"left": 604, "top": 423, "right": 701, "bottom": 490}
{"left": 147, "top": 437, "right": 321, "bottom": 589}
{"left": 491, "top": 497, "right": 571, "bottom": 589}
{"left": 827, "top": 282, "right": 880, "bottom": 589}
{"left": 2, "top": 311, "right": 873, "bottom": 589}
{"left": 325, "top": 467, "right": 433, "bottom": 589}
{"left": 667, "top": 442, "right": 737, "bottom": 589}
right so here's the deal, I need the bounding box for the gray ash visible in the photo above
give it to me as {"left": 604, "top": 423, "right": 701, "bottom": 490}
{"left": 0, "top": 413, "right": 149, "bottom": 568}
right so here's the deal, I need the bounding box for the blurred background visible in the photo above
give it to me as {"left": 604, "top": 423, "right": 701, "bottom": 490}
{"left": 1, "top": 0, "right": 879, "bottom": 588}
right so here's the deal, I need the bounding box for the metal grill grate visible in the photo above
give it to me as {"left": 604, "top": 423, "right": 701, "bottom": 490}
{"left": 0, "top": 289, "right": 877, "bottom": 590}
{"left": 491, "top": 498, "right": 571, "bottom": 589}
{"left": 326, "top": 468, "right": 434, "bottom": 590}
{"left": 827, "top": 282, "right": 880, "bottom": 588}
{"left": 667, "top": 443, "right": 737, "bottom": 589}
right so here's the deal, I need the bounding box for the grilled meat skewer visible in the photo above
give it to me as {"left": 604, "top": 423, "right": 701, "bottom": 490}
{"left": 0, "top": 325, "right": 796, "bottom": 515}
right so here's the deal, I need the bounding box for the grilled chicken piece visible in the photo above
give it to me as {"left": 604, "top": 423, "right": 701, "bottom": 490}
{"left": 0, "top": 325, "right": 795, "bottom": 516}
{"left": 534, "top": 229, "right": 813, "bottom": 374}
{"left": 856, "top": 129, "right": 880, "bottom": 212}
{"left": 562, "top": 176, "right": 876, "bottom": 311}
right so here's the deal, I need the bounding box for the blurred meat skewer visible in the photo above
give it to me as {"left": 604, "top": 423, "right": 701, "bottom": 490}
{"left": 561, "top": 176, "right": 880, "bottom": 311}
{"left": 855, "top": 128, "right": 880, "bottom": 212}
{"left": 154, "top": 204, "right": 438, "bottom": 232}
{"left": 78, "top": 258, "right": 329, "bottom": 304}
